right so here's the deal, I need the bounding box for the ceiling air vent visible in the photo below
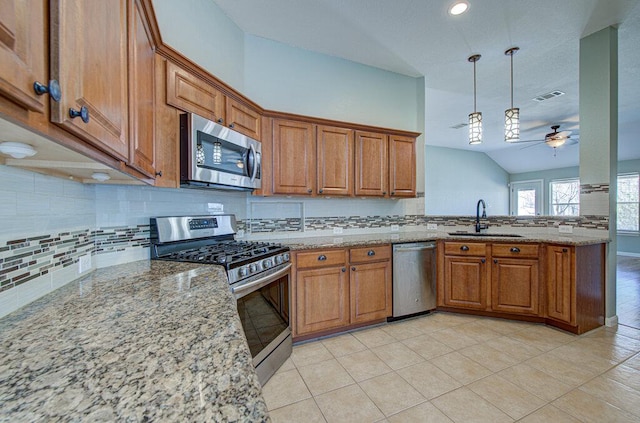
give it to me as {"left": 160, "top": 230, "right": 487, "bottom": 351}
{"left": 533, "top": 90, "right": 565, "bottom": 102}
{"left": 450, "top": 122, "right": 468, "bottom": 129}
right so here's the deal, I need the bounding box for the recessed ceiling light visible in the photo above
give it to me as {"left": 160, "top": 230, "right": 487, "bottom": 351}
{"left": 449, "top": 1, "right": 469, "bottom": 16}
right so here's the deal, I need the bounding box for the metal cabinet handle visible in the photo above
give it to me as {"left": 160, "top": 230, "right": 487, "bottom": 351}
{"left": 562, "top": 248, "right": 568, "bottom": 253}
{"left": 33, "top": 80, "right": 61, "bottom": 102}
{"left": 481, "top": 258, "right": 486, "bottom": 263}
{"left": 383, "top": 191, "right": 387, "bottom": 195}
{"left": 307, "top": 189, "right": 312, "bottom": 194}
{"left": 69, "top": 106, "right": 89, "bottom": 123}
{"left": 217, "top": 118, "right": 223, "bottom": 123}
{"left": 510, "top": 247, "right": 520, "bottom": 253}
{"left": 351, "top": 266, "right": 356, "bottom": 271}
{"left": 494, "top": 259, "right": 498, "bottom": 264}
{"left": 391, "top": 191, "right": 395, "bottom": 195}
{"left": 155, "top": 171, "right": 163, "bottom": 177}
{"left": 229, "top": 123, "right": 235, "bottom": 128}
{"left": 460, "top": 245, "right": 469, "bottom": 251}
{"left": 367, "top": 250, "right": 375, "bottom": 256}
{"left": 318, "top": 254, "right": 327, "bottom": 261}
{"left": 319, "top": 189, "right": 324, "bottom": 194}
{"left": 341, "top": 267, "right": 346, "bottom": 272}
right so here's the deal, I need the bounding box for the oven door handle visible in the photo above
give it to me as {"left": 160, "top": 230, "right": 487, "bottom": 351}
{"left": 232, "top": 263, "right": 292, "bottom": 299}
{"left": 249, "top": 144, "right": 258, "bottom": 182}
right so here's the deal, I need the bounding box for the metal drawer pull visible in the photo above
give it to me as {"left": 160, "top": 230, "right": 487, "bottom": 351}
{"left": 494, "top": 259, "right": 498, "bottom": 264}
{"left": 318, "top": 254, "right": 327, "bottom": 261}
{"left": 460, "top": 245, "right": 469, "bottom": 251}
{"left": 481, "top": 258, "right": 486, "bottom": 263}
{"left": 341, "top": 267, "right": 346, "bottom": 272}
{"left": 562, "top": 248, "right": 568, "bottom": 253}
{"left": 510, "top": 247, "right": 521, "bottom": 253}
{"left": 367, "top": 250, "right": 375, "bottom": 256}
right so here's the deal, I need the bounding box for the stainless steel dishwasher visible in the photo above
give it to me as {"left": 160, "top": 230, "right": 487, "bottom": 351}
{"left": 392, "top": 242, "right": 436, "bottom": 318}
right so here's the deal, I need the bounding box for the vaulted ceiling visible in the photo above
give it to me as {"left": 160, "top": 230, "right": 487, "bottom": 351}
{"left": 213, "top": 0, "right": 640, "bottom": 173}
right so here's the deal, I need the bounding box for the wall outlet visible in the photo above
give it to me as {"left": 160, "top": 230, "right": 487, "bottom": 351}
{"left": 333, "top": 227, "right": 343, "bottom": 234}
{"left": 78, "top": 254, "right": 91, "bottom": 274}
{"left": 390, "top": 224, "right": 399, "bottom": 232}
{"left": 426, "top": 223, "right": 438, "bottom": 230}
{"left": 558, "top": 225, "right": 573, "bottom": 234}
{"left": 207, "top": 202, "right": 224, "bottom": 214}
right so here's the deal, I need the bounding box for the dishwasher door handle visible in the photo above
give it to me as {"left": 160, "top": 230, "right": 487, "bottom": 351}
{"left": 393, "top": 245, "right": 436, "bottom": 252}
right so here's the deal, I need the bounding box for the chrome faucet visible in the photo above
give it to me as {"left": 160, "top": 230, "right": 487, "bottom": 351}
{"left": 476, "top": 199, "right": 487, "bottom": 233}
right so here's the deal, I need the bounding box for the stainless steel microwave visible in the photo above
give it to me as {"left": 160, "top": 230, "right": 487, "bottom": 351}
{"left": 180, "top": 113, "right": 261, "bottom": 191}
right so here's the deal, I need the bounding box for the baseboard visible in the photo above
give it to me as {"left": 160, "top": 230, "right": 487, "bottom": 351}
{"left": 605, "top": 315, "right": 619, "bottom": 327}
{"left": 617, "top": 251, "right": 640, "bottom": 257}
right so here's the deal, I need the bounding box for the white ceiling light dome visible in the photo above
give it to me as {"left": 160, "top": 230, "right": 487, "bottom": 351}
{"left": 0, "top": 142, "right": 37, "bottom": 159}
{"left": 449, "top": 1, "right": 469, "bottom": 16}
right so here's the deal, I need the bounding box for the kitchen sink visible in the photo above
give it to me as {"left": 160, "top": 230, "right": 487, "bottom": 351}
{"left": 448, "top": 232, "right": 523, "bottom": 238}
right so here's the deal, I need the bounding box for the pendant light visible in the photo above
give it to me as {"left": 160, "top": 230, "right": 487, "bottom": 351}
{"left": 504, "top": 47, "right": 520, "bottom": 142}
{"left": 468, "top": 54, "right": 482, "bottom": 144}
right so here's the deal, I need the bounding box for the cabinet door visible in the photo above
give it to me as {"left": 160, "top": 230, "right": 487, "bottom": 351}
{"left": 443, "top": 255, "right": 487, "bottom": 310}
{"left": 50, "top": 0, "right": 129, "bottom": 161}
{"left": 128, "top": 0, "right": 156, "bottom": 178}
{"left": 491, "top": 258, "right": 539, "bottom": 315}
{"left": 355, "top": 131, "right": 388, "bottom": 196}
{"left": 388, "top": 135, "right": 416, "bottom": 197}
{"left": 317, "top": 125, "right": 353, "bottom": 196}
{"left": 272, "top": 119, "right": 315, "bottom": 195}
{"left": 547, "top": 246, "right": 575, "bottom": 324}
{"left": 226, "top": 97, "right": 261, "bottom": 140}
{"left": 350, "top": 261, "right": 392, "bottom": 323}
{"left": 165, "top": 60, "right": 225, "bottom": 123}
{"left": 0, "top": 0, "right": 47, "bottom": 112}
{"left": 295, "top": 267, "right": 349, "bottom": 335}
{"left": 153, "top": 55, "right": 179, "bottom": 188}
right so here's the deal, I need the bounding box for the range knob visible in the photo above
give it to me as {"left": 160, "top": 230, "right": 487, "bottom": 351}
{"left": 262, "top": 258, "right": 273, "bottom": 268}
{"left": 238, "top": 267, "right": 248, "bottom": 277}
{"left": 249, "top": 263, "right": 258, "bottom": 273}
{"left": 275, "top": 255, "right": 283, "bottom": 265}
{"left": 283, "top": 253, "right": 290, "bottom": 262}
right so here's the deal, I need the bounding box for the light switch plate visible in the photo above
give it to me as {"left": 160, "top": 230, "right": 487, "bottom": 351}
{"left": 558, "top": 225, "right": 573, "bottom": 234}
{"left": 426, "top": 223, "right": 437, "bottom": 230}
{"left": 333, "top": 227, "right": 343, "bottom": 234}
{"left": 78, "top": 254, "right": 91, "bottom": 273}
{"left": 391, "top": 224, "right": 400, "bottom": 232}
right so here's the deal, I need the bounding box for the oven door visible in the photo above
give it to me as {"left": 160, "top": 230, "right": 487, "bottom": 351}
{"left": 233, "top": 263, "right": 292, "bottom": 384}
{"left": 181, "top": 113, "right": 261, "bottom": 190}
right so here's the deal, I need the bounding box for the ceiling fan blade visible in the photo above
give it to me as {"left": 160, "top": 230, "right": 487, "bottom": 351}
{"left": 508, "top": 138, "right": 544, "bottom": 144}
{"left": 519, "top": 141, "right": 545, "bottom": 150}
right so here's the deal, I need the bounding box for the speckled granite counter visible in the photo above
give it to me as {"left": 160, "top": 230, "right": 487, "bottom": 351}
{"left": 266, "top": 230, "right": 609, "bottom": 250}
{"left": 0, "top": 260, "right": 269, "bottom": 422}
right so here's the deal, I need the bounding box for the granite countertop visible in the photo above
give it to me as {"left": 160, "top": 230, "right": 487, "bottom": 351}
{"left": 267, "top": 230, "right": 610, "bottom": 251}
{"left": 0, "top": 260, "right": 269, "bottom": 422}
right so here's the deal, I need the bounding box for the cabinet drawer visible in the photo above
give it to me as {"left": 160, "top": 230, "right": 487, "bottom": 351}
{"left": 296, "top": 249, "right": 346, "bottom": 269}
{"left": 492, "top": 243, "right": 539, "bottom": 258}
{"left": 444, "top": 242, "right": 486, "bottom": 256}
{"left": 350, "top": 245, "right": 391, "bottom": 263}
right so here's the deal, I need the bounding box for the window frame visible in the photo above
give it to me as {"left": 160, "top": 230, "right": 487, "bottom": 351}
{"left": 549, "top": 177, "right": 581, "bottom": 217}
{"left": 509, "top": 179, "right": 543, "bottom": 216}
{"left": 617, "top": 172, "right": 640, "bottom": 235}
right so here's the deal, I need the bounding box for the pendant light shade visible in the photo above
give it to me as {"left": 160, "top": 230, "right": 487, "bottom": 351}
{"left": 468, "top": 54, "right": 482, "bottom": 145}
{"left": 504, "top": 47, "right": 520, "bottom": 142}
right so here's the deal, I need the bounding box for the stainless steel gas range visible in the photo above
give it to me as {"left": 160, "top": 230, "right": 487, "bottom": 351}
{"left": 150, "top": 215, "right": 292, "bottom": 384}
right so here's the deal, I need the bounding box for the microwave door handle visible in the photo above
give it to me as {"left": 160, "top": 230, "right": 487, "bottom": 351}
{"left": 249, "top": 144, "right": 258, "bottom": 181}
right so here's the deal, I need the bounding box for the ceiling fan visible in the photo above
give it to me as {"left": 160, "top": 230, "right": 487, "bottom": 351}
{"left": 514, "top": 125, "right": 578, "bottom": 155}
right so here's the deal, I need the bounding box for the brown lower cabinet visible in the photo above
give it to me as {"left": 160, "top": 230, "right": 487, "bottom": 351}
{"left": 293, "top": 245, "right": 392, "bottom": 339}
{"left": 437, "top": 240, "right": 605, "bottom": 334}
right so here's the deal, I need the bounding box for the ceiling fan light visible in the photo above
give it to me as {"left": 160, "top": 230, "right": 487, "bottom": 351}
{"left": 504, "top": 107, "right": 520, "bottom": 142}
{"left": 469, "top": 112, "right": 482, "bottom": 144}
{"left": 546, "top": 138, "right": 566, "bottom": 148}
{"left": 0, "top": 141, "right": 37, "bottom": 159}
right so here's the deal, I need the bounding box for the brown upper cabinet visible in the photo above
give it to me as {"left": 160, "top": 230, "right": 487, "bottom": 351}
{"left": 165, "top": 61, "right": 262, "bottom": 140}
{"left": 272, "top": 119, "right": 315, "bottom": 195}
{"left": 355, "top": 131, "right": 416, "bottom": 198}
{"left": 50, "top": 0, "right": 130, "bottom": 161}
{"left": 317, "top": 125, "right": 354, "bottom": 196}
{"left": 0, "top": 0, "right": 48, "bottom": 113}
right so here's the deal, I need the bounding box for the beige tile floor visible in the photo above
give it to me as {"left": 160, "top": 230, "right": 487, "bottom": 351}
{"left": 263, "top": 313, "right": 640, "bottom": 423}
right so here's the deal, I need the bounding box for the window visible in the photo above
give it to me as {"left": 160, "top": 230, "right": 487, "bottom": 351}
{"left": 618, "top": 173, "right": 639, "bottom": 232}
{"left": 510, "top": 180, "right": 543, "bottom": 216}
{"left": 550, "top": 178, "right": 580, "bottom": 216}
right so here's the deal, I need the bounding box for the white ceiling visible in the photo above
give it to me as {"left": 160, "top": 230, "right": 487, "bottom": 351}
{"left": 212, "top": 0, "right": 640, "bottom": 174}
